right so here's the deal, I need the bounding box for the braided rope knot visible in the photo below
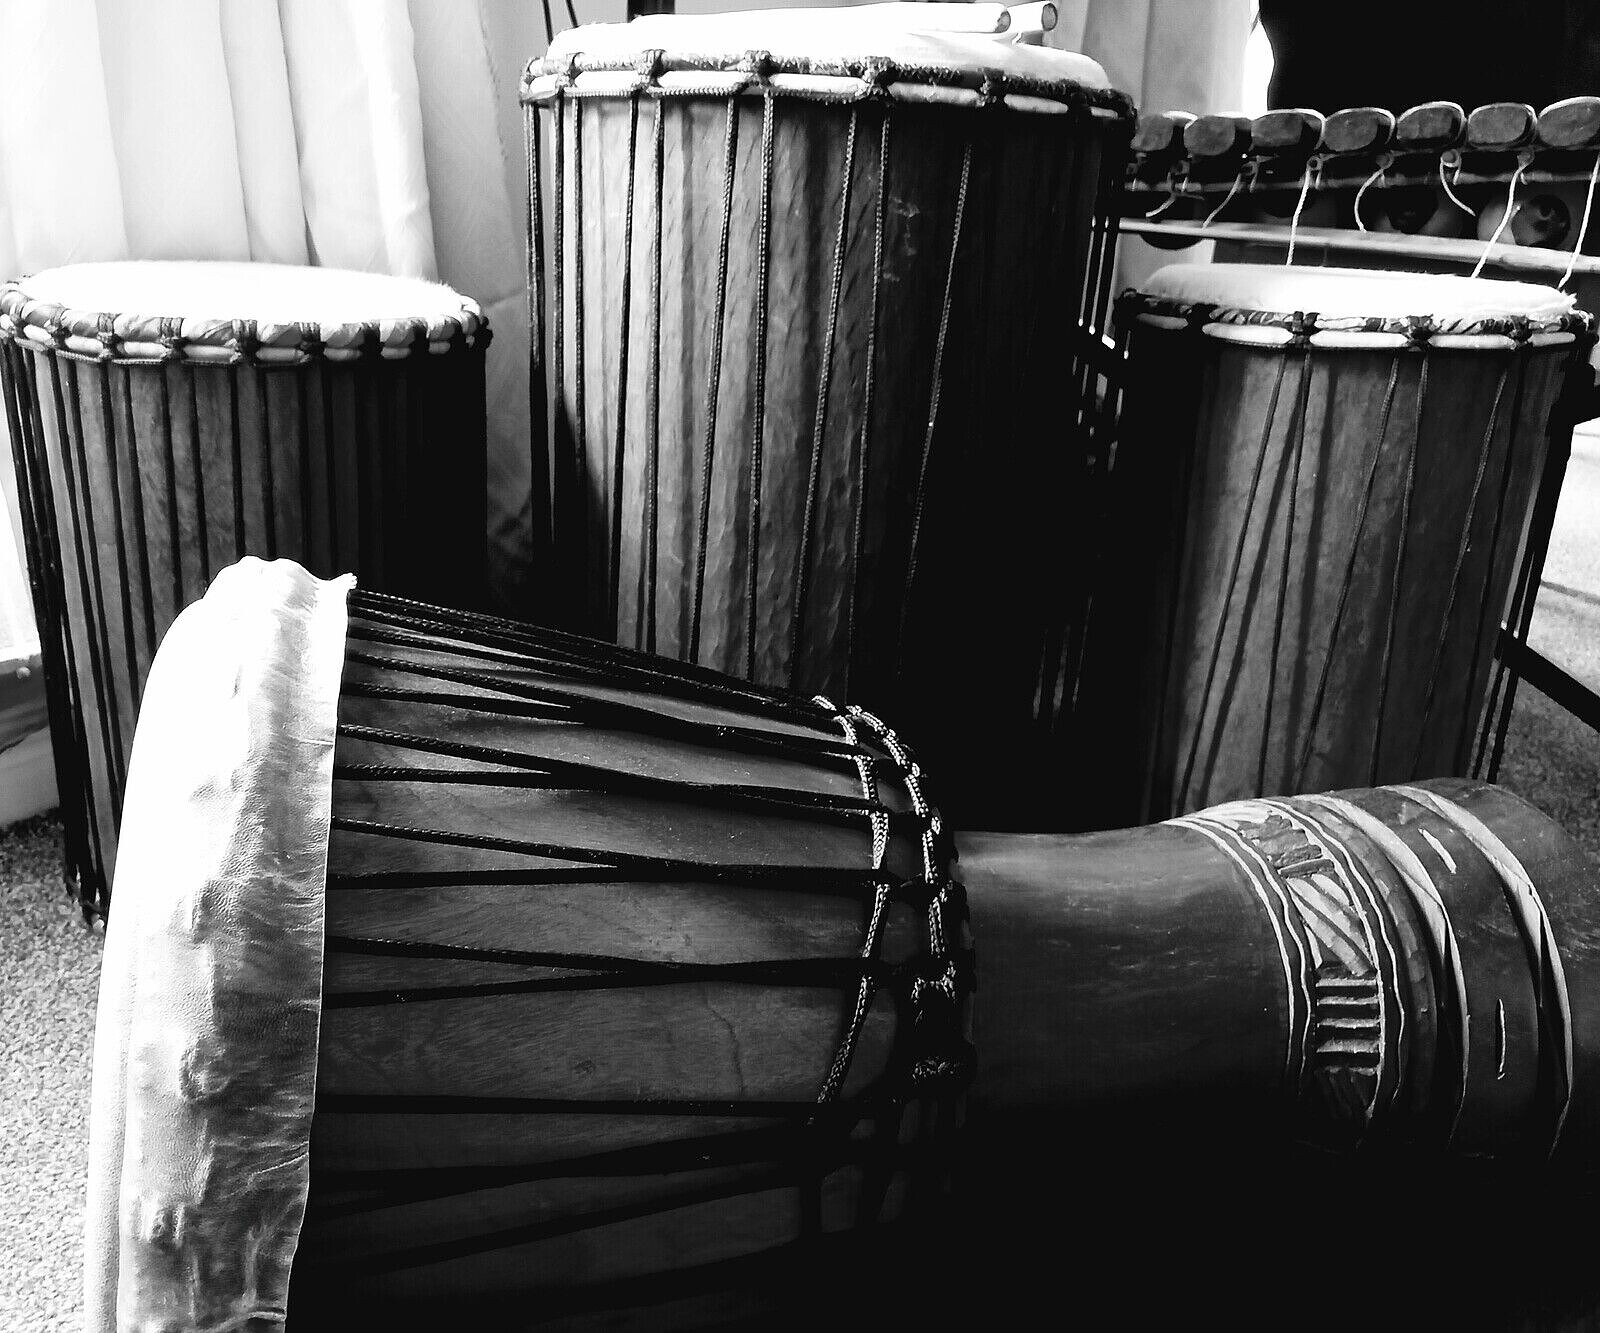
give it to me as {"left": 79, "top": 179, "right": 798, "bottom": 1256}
{"left": 1285, "top": 309, "right": 1318, "bottom": 349}
{"left": 157, "top": 316, "right": 185, "bottom": 361}
{"left": 1404, "top": 314, "right": 1436, "bottom": 350}
{"left": 907, "top": 952, "right": 976, "bottom": 1090}
{"left": 736, "top": 48, "right": 774, "bottom": 78}
{"left": 95, "top": 312, "right": 119, "bottom": 359}
{"left": 231, "top": 319, "right": 260, "bottom": 362}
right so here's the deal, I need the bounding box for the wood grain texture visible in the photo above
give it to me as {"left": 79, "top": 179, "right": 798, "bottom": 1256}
{"left": 1539, "top": 96, "right": 1600, "bottom": 150}
{"left": 1, "top": 342, "right": 489, "bottom": 914}
{"left": 1321, "top": 106, "right": 1397, "bottom": 157}
{"left": 277, "top": 593, "right": 1600, "bottom": 1324}
{"left": 290, "top": 595, "right": 965, "bottom": 1327}
{"left": 540, "top": 91, "right": 1130, "bottom": 829}
{"left": 1396, "top": 99, "right": 1468, "bottom": 151}
{"left": 1079, "top": 321, "right": 1577, "bottom": 825}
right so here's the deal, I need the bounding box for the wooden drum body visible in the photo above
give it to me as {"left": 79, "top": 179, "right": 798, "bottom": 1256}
{"left": 0, "top": 262, "right": 490, "bottom": 913}
{"left": 522, "top": 11, "right": 1135, "bottom": 827}
{"left": 1081, "top": 264, "right": 1594, "bottom": 826}
{"left": 88, "top": 559, "right": 1600, "bottom": 1329}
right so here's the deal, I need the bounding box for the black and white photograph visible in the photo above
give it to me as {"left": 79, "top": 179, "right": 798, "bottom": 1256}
{"left": 2, "top": 1, "right": 1599, "bottom": 1329}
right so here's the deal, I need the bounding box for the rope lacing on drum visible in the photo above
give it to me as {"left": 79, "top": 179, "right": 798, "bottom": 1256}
{"left": 309, "top": 612, "right": 971, "bottom": 1268}
{"left": 94, "top": 312, "right": 119, "bottom": 361}
{"left": 1403, "top": 315, "right": 1436, "bottom": 351}
{"left": 812, "top": 698, "right": 975, "bottom": 1104}
{"left": 1285, "top": 310, "right": 1318, "bottom": 350}
{"left": 157, "top": 316, "right": 185, "bottom": 362}
{"left": 229, "top": 320, "right": 259, "bottom": 365}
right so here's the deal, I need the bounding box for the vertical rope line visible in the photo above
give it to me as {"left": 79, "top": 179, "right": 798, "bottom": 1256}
{"left": 1177, "top": 352, "right": 1291, "bottom": 811}
{"left": 354, "top": 341, "right": 376, "bottom": 574}
{"left": 1369, "top": 351, "right": 1429, "bottom": 785}
{"left": 1484, "top": 424, "right": 1566, "bottom": 780}
{"left": 571, "top": 96, "right": 590, "bottom": 621}
{"left": 59, "top": 357, "right": 127, "bottom": 792}
{"left": 744, "top": 93, "right": 776, "bottom": 682}
{"left": 536, "top": 0, "right": 554, "bottom": 48}
{"left": 254, "top": 360, "right": 278, "bottom": 560}
{"left": 789, "top": 107, "right": 860, "bottom": 691}
{"left": 4, "top": 345, "right": 93, "bottom": 899}
{"left": 525, "top": 103, "right": 552, "bottom": 577}
{"left": 185, "top": 365, "right": 211, "bottom": 586}
{"left": 1408, "top": 363, "right": 1512, "bottom": 775}
{"left": 1284, "top": 161, "right": 1315, "bottom": 266}
{"left": 228, "top": 360, "right": 246, "bottom": 560}
{"left": 1089, "top": 120, "right": 1128, "bottom": 337}
{"left": 295, "top": 354, "right": 314, "bottom": 570}
{"left": 1559, "top": 150, "right": 1600, "bottom": 289}
{"left": 1477, "top": 342, "right": 1568, "bottom": 778}
{"left": 1139, "top": 324, "right": 1200, "bottom": 821}
{"left": 115, "top": 364, "right": 158, "bottom": 657}
{"left": 644, "top": 95, "right": 666, "bottom": 654}
{"left": 93, "top": 359, "right": 143, "bottom": 717}
{"left": 1463, "top": 348, "right": 1533, "bottom": 773}
{"left": 1294, "top": 356, "right": 1402, "bottom": 790}
{"left": 320, "top": 359, "right": 339, "bottom": 570}
{"left": 1030, "top": 125, "right": 1090, "bottom": 729}
{"left": 1081, "top": 117, "right": 1110, "bottom": 332}
{"left": 552, "top": 94, "right": 570, "bottom": 608}
{"left": 844, "top": 109, "right": 891, "bottom": 698}
{"left": 896, "top": 135, "right": 973, "bottom": 670}
{"left": 155, "top": 359, "right": 183, "bottom": 611}
{"left": 689, "top": 98, "right": 742, "bottom": 661}
{"left": 1257, "top": 346, "right": 1313, "bottom": 794}
{"left": 1471, "top": 163, "right": 1526, "bottom": 280}
{"left": 610, "top": 94, "right": 642, "bottom": 636}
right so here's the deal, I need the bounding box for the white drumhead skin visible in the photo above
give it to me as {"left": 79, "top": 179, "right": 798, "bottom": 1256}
{"left": 85, "top": 557, "right": 350, "bottom": 1333}
{"left": 544, "top": 5, "right": 1111, "bottom": 90}
{"left": 15, "top": 260, "right": 477, "bottom": 328}
{"left": 1139, "top": 263, "right": 1578, "bottom": 325}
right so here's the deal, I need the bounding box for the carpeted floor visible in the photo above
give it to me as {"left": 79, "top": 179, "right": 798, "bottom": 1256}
{"left": 0, "top": 693, "right": 1593, "bottom": 1331}
{"left": 0, "top": 815, "right": 99, "bottom": 1332}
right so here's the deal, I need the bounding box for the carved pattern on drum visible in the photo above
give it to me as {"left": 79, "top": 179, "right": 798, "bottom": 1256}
{"left": 1171, "top": 801, "right": 1408, "bottom": 1136}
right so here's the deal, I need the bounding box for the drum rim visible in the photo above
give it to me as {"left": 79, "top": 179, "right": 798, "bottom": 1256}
{"left": 1117, "top": 286, "right": 1593, "bottom": 349}
{"left": 0, "top": 270, "right": 489, "bottom": 367}
{"left": 521, "top": 50, "right": 1136, "bottom": 122}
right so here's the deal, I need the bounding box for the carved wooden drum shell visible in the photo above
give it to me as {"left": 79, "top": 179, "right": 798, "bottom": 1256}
{"left": 87, "top": 563, "right": 1600, "bottom": 1330}
{"left": 0, "top": 262, "right": 490, "bottom": 915}
{"left": 521, "top": 23, "right": 1136, "bottom": 828}
{"left": 1080, "top": 264, "right": 1594, "bottom": 826}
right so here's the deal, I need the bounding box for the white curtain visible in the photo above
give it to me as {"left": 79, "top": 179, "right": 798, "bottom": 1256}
{"left": 0, "top": 0, "right": 530, "bottom": 812}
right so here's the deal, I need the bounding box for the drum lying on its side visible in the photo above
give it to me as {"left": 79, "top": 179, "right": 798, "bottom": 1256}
{"left": 521, "top": 9, "right": 1136, "bottom": 828}
{"left": 1081, "top": 263, "right": 1594, "bottom": 826}
{"left": 0, "top": 262, "right": 490, "bottom": 914}
{"left": 88, "top": 559, "right": 1600, "bottom": 1330}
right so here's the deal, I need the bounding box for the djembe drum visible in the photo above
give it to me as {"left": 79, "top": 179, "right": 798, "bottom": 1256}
{"left": 0, "top": 261, "right": 490, "bottom": 915}
{"left": 88, "top": 558, "right": 1600, "bottom": 1329}
{"left": 1079, "top": 263, "right": 1594, "bottom": 827}
{"left": 521, "top": 8, "right": 1135, "bottom": 827}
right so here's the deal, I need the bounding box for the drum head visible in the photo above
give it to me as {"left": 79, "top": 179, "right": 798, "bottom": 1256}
{"left": 1133, "top": 262, "right": 1580, "bottom": 326}
{"left": 0, "top": 262, "right": 485, "bottom": 359}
